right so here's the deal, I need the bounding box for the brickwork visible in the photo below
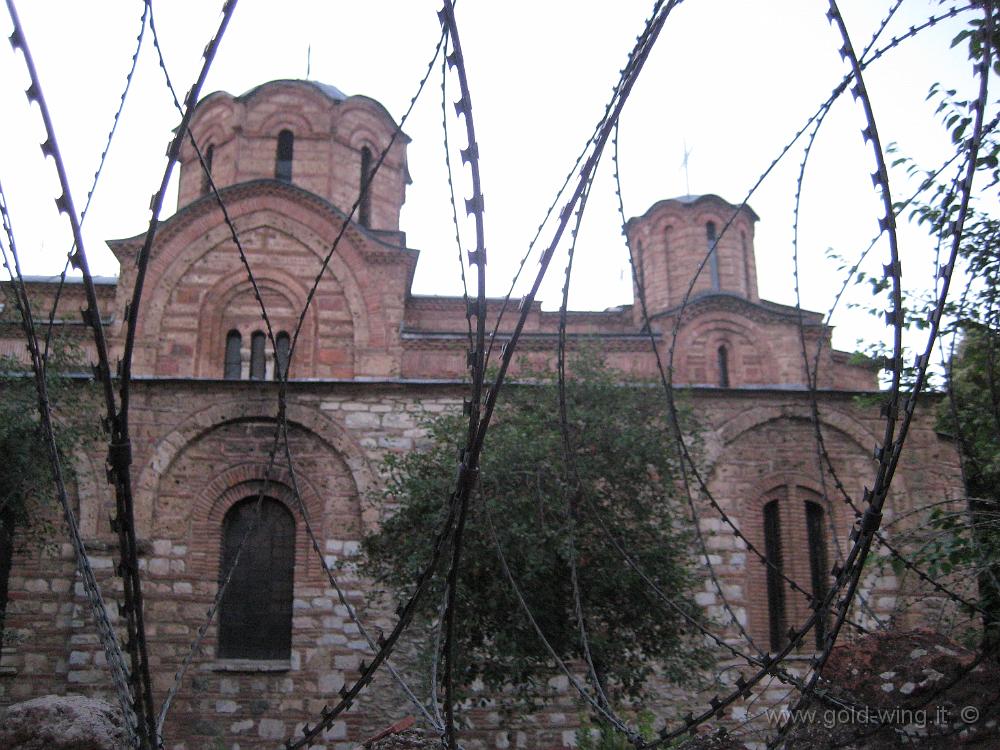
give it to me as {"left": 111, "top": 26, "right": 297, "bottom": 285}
{"left": 0, "top": 79, "right": 965, "bottom": 748}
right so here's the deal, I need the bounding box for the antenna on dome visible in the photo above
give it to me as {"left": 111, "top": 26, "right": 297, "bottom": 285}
{"left": 681, "top": 139, "right": 693, "bottom": 196}
{"left": 306, "top": 44, "right": 312, "bottom": 80}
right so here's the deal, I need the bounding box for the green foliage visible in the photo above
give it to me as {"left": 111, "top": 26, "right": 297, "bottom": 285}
{"left": 576, "top": 710, "right": 656, "bottom": 750}
{"left": 361, "top": 354, "right": 708, "bottom": 709}
{"left": 0, "top": 332, "right": 98, "bottom": 551}
{"left": 935, "top": 326, "right": 1000, "bottom": 647}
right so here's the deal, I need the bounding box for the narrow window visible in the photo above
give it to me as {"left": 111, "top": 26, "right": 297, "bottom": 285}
{"left": 763, "top": 500, "right": 786, "bottom": 652}
{"left": 201, "top": 144, "right": 215, "bottom": 196}
{"left": 0, "top": 511, "right": 14, "bottom": 646}
{"left": 741, "top": 230, "right": 751, "bottom": 296}
{"left": 805, "top": 501, "right": 830, "bottom": 648}
{"left": 224, "top": 330, "right": 242, "bottom": 380}
{"left": 275, "top": 130, "right": 294, "bottom": 183}
{"left": 717, "top": 345, "right": 730, "bottom": 388}
{"left": 250, "top": 331, "right": 266, "bottom": 380}
{"left": 359, "top": 146, "right": 373, "bottom": 228}
{"left": 706, "top": 221, "right": 720, "bottom": 290}
{"left": 218, "top": 497, "right": 295, "bottom": 660}
{"left": 274, "top": 332, "right": 290, "bottom": 381}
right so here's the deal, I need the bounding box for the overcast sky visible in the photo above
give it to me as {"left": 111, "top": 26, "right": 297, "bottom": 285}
{"left": 0, "top": 1, "right": 988, "bottom": 353}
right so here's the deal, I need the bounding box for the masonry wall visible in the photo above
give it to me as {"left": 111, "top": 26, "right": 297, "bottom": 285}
{"left": 0, "top": 378, "right": 962, "bottom": 749}
{"left": 0, "top": 78, "right": 961, "bottom": 749}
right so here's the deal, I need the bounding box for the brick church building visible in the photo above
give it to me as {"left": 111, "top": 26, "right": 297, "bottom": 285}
{"left": 0, "top": 80, "right": 963, "bottom": 747}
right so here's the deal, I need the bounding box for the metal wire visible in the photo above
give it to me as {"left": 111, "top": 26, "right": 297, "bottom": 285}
{"left": 0, "top": 177, "right": 139, "bottom": 745}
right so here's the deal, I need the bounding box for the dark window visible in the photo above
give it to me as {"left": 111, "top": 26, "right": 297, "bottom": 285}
{"left": 224, "top": 330, "right": 242, "bottom": 380}
{"left": 201, "top": 144, "right": 214, "bottom": 196}
{"left": 359, "top": 146, "right": 373, "bottom": 228}
{"left": 718, "top": 345, "right": 730, "bottom": 388}
{"left": 741, "top": 230, "right": 751, "bottom": 295}
{"left": 805, "top": 501, "right": 830, "bottom": 648}
{"left": 275, "top": 130, "right": 294, "bottom": 183}
{"left": 0, "top": 511, "right": 14, "bottom": 646}
{"left": 763, "top": 500, "right": 786, "bottom": 652}
{"left": 706, "top": 221, "right": 720, "bottom": 290}
{"left": 275, "top": 332, "right": 290, "bottom": 381}
{"left": 218, "top": 497, "right": 295, "bottom": 660}
{"left": 250, "top": 331, "right": 266, "bottom": 380}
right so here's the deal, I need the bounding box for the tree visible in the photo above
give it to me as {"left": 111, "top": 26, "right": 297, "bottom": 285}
{"left": 0, "top": 326, "right": 97, "bottom": 647}
{"left": 361, "top": 354, "right": 708, "bottom": 710}
{"left": 843, "top": 5, "right": 1000, "bottom": 652}
{"left": 936, "top": 324, "right": 1000, "bottom": 650}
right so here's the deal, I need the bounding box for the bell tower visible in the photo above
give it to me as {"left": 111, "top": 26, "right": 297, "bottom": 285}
{"left": 625, "top": 194, "right": 759, "bottom": 325}
{"left": 175, "top": 80, "right": 410, "bottom": 232}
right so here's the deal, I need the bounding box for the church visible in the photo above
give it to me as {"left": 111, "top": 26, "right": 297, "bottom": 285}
{"left": 0, "top": 79, "right": 963, "bottom": 748}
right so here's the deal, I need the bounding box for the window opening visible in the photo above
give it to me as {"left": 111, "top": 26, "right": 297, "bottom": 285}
{"left": 275, "top": 130, "right": 294, "bottom": 183}
{"left": 805, "top": 500, "right": 830, "bottom": 648}
{"left": 201, "top": 145, "right": 214, "bottom": 196}
{"left": 218, "top": 497, "right": 295, "bottom": 660}
{"left": 250, "top": 331, "right": 266, "bottom": 380}
{"left": 763, "top": 500, "right": 786, "bottom": 651}
{"left": 707, "top": 221, "right": 720, "bottom": 290}
{"left": 275, "top": 332, "right": 290, "bottom": 381}
{"left": 359, "top": 146, "right": 373, "bottom": 228}
{"left": 224, "top": 330, "right": 242, "bottom": 380}
{"left": 718, "top": 345, "right": 730, "bottom": 388}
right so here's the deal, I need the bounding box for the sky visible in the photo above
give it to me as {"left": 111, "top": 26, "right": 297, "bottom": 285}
{"left": 0, "top": 1, "right": 989, "bottom": 354}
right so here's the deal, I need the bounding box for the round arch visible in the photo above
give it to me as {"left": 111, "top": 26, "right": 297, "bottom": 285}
{"left": 133, "top": 398, "right": 379, "bottom": 538}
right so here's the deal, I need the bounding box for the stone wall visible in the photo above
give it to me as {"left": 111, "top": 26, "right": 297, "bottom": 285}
{"left": 0, "top": 378, "right": 962, "bottom": 749}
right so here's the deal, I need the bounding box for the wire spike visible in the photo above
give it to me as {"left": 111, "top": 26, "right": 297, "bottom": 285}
{"left": 465, "top": 194, "right": 484, "bottom": 216}
{"left": 461, "top": 143, "right": 478, "bottom": 164}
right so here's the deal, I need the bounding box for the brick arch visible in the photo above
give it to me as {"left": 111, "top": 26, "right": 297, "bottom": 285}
{"left": 187, "top": 468, "right": 330, "bottom": 585}
{"left": 134, "top": 399, "right": 378, "bottom": 537}
{"left": 247, "top": 86, "right": 334, "bottom": 138}
{"left": 133, "top": 195, "right": 374, "bottom": 378}
{"left": 181, "top": 98, "right": 239, "bottom": 160}
{"left": 182, "top": 122, "right": 233, "bottom": 161}
{"left": 347, "top": 126, "right": 389, "bottom": 155}
{"left": 255, "top": 110, "right": 317, "bottom": 139}
{"left": 195, "top": 265, "right": 320, "bottom": 378}
{"left": 717, "top": 403, "right": 879, "bottom": 457}
{"left": 705, "top": 406, "right": 906, "bottom": 547}
{"left": 740, "top": 477, "right": 838, "bottom": 651}
{"left": 338, "top": 100, "right": 400, "bottom": 144}
{"left": 675, "top": 313, "right": 777, "bottom": 385}
{"left": 741, "top": 473, "right": 850, "bottom": 564}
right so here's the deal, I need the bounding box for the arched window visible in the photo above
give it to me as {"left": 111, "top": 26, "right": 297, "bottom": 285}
{"left": 717, "top": 345, "right": 730, "bottom": 388}
{"left": 805, "top": 500, "right": 830, "bottom": 648}
{"left": 757, "top": 493, "right": 832, "bottom": 652}
{"left": 249, "top": 331, "right": 266, "bottom": 380}
{"left": 762, "top": 500, "right": 786, "bottom": 652}
{"left": 224, "top": 330, "right": 242, "bottom": 380}
{"left": 218, "top": 498, "right": 295, "bottom": 660}
{"left": 275, "top": 130, "right": 294, "bottom": 183}
{"left": 201, "top": 144, "right": 214, "bottom": 196}
{"left": 274, "top": 331, "right": 290, "bottom": 381}
{"left": 706, "top": 221, "right": 720, "bottom": 290}
{"left": 359, "top": 146, "right": 373, "bottom": 228}
{"left": 741, "top": 230, "right": 752, "bottom": 296}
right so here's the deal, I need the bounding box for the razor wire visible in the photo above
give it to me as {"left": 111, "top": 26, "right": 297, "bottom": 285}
{"left": 142, "top": 0, "right": 457, "bottom": 738}
{"left": 0, "top": 175, "right": 140, "bottom": 746}
{"left": 0, "top": 1, "right": 995, "bottom": 748}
